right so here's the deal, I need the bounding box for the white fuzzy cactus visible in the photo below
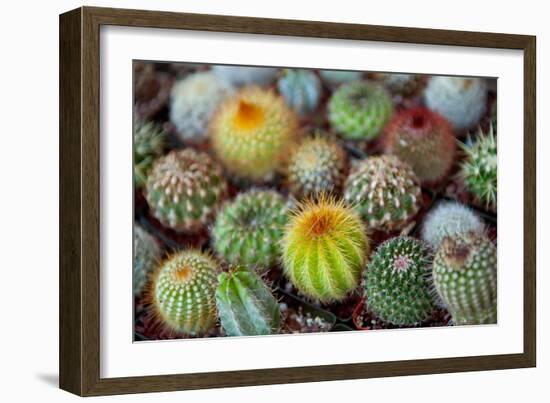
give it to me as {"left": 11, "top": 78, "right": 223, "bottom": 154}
{"left": 212, "top": 65, "right": 278, "bottom": 87}
{"left": 421, "top": 201, "right": 484, "bottom": 249}
{"left": 424, "top": 76, "right": 487, "bottom": 131}
{"left": 169, "top": 71, "right": 233, "bottom": 142}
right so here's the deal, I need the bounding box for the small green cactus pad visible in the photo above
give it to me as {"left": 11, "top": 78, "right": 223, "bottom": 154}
{"left": 460, "top": 126, "right": 497, "bottom": 211}
{"left": 282, "top": 195, "right": 369, "bottom": 303}
{"left": 152, "top": 250, "right": 221, "bottom": 335}
{"left": 212, "top": 190, "right": 290, "bottom": 268}
{"left": 344, "top": 155, "right": 422, "bottom": 231}
{"left": 216, "top": 266, "right": 281, "bottom": 336}
{"left": 364, "top": 236, "right": 434, "bottom": 325}
{"left": 424, "top": 77, "right": 487, "bottom": 131}
{"left": 210, "top": 86, "right": 299, "bottom": 181}
{"left": 145, "top": 148, "right": 227, "bottom": 233}
{"left": 133, "top": 225, "right": 161, "bottom": 297}
{"left": 433, "top": 232, "right": 497, "bottom": 325}
{"left": 421, "top": 201, "right": 484, "bottom": 249}
{"left": 169, "top": 71, "right": 233, "bottom": 142}
{"left": 134, "top": 120, "right": 165, "bottom": 189}
{"left": 328, "top": 80, "right": 393, "bottom": 141}
{"left": 382, "top": 107, "right": 456, "bottom": 184}
{"left": 286, "top": 135, "right": 347, "bottom": 198}
{"left": 277, "top": 69, "right": 322, "bottom": 116}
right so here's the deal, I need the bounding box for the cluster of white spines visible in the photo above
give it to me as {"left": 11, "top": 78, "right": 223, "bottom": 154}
{"left": 422, "top": 201, "right": 485, "bottom": 249}
{"left": 170, "top": 71, "right": 233, "bottom": 141}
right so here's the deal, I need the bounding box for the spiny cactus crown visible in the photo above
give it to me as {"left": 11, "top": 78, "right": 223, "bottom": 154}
{"left": 364, "top": 236, "right": 434, "bottom": 325}
{"left": 212, "top": 190, "right": 290, "bottom": 269}
{"left": 344, "top": 155, "right": 422, "bottom": 231}
{"left": 145, "top": 148, "right": 227, "bottom": 232}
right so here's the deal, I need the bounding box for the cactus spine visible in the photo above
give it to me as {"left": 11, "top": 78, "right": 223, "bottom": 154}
{"left": 344, "top": 155, "right": 422, "bottom": 231}
{"left": 152, "top": 250, "right": 220, "bottom": 335}
{"left": 216, "top": 267, "right": 281, "bottom": 336}
{"left": 433, "top": 232, "right": 497, "bottom": 325}
{"left": 460, "top": 125, "right": 497, "bottom": 210}
{"left": 212, "top": 190, "right": 290, "bottom": 269}
{"left": 328, "top": 80, "right": 393, "bottom": 141}
{"left": 210, "top": 86, "right": 298, "bottom": 181}
{"left": 145, "top": 149, "right": 227, "bottom": 232}
{"left": 286, "top": 134, "right": 347, "bottom": 198}
{"left": 134, "top": 120, "right": 165, "bottom": 189}
{"left": 421, "top": 201, "right": 484, "bottom": 249}
{"left": 282, "top": 195, "right": 369, "bottom": 303}
{"left": 382, "top": 108, "right": 456, "bottom": 184}
{"left": 133, "top": 225, "right": 161, "bottom": 297}
{"left": 364, "top": 237, "right": 434, "bottom": 325}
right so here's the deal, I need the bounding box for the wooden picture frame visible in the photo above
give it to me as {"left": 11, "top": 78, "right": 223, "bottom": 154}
{"left": 59, "top": 6, "right": 536, "bottom": 396}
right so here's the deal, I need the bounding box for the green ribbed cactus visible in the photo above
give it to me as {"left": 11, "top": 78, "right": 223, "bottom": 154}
{"left": 133, "top": 224, "right": 161, "bottom": 297}
{"left": 364, "top": 237, "right": 434, "bottom": 325}
{"left": 211, "top": 190, "right": 290, "bottom": 269}
{"left": 285, "top": 134, "right": 347, "bottom": 198}
{"left": 460, "top": 125, "right": 497, "bottom": 210}
{"left": 134, "top": 120, "right": 165, "bottom": 189}
{"left": 145, "top": 149, "right": 227, "bottom": 232}
{"left": 433, "top": 232, "right": 497, "bottom": 325}
{"left": 152, "top": 250, "right": 221, "bottom": 335}
{"left": 210, "top": 86, "right": 298, "bottom": 181}
{"left": 216, "top": 266, "right": 281, "bottom": 336}
{"left": 344, "top": 155, "right": 422, "bottom": 231}
{"left": 382, "top": 107, "right": 456, "bottom": 184}
{"left": 282, "top": 195, "right": 369, "bottom": 303}
{"left": 328, "top": 80, "right": 393, "bottom": 141}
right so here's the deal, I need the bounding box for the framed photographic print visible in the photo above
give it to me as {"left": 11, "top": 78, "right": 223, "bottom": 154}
{"left": 59, "top": 6, "right": 536, "bottom": 396}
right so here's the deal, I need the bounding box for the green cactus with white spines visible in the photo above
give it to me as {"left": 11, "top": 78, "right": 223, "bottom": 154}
{"left": 211, "top": 190, "right": 290, "bottom": 269}
{"left": 421, "top": 201, "right": 484, "bottom": 249}
{"left": 364, "top": 237, "right": 434, "bottom": 326}
{"left": 145, "top": 148, "right": 227, "bottom": 233}
{"left": 282, "top": 195, "right": 369, "bottom": 303}
{"left": 328, "top": 80, "right": 393, "bottom": 141}
{"left": 216, "top": 266, "right": 281, "bottom": 336}
{"left": 133, "top": 224, "right": 161, "bottom": 297}
{"left": 460, "top": 125, "right": 497, "bottom": 210}
{"left": 433, "top": 231, "right": 497, "bottom": 325}
{"left": 277, "top": 69, "right": 322, "bottom": 117}
{"left": 286, "top": 134, "right": 347, "bottom": 198}
{"left": 152, "top": 250, "right": 221, "bottom": 335}
{"left": 344, "top": 155, "right": 422, "bottom": 232}
{"left": 134, "top": 120, "right": 166, "bottom": 189}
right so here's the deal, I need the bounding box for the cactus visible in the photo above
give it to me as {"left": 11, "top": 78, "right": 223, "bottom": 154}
{"left": 134, "top": 120, "right": 166, "bottom": 189}
{"left": 212, "top": 65, "right": 278, "bottom": 87}
{"left": 151, "top": 250, "right": 221, "bottom": 335}
{"left": 285, "top": 134, "right": 347, "bottom": 198}
{"left": 210, "top": 86, "right": 298, "bottom": 181}
{"left": 169, "top": 71, "right": 233, "bottom": 142}
{"left": 382, "top": 107, "right": 456, "bottom": 184}
{"left": 344, "top": 155, "right": 422, "bottom": 231}
{"left": 277, "top": 69, "right": 322, "bottom": 116}
{"left": 133, "top": 225, "right": 161, "bottom": 297}
{"left": 460, "top": 125, "right": 497, "bottom": 210}
{"left": 433, "top": 231, "right": 497, "bottom": 325}
{"left": 364, "top": 236, "right": 434, "bottom": 325}
{"left": 319, "top": 70, "right": 362, "bottom": 89}
{"left": 145, "top": 149, "right": 227, "bottom": 232}
{"left": 281, "top": 195, "right": 369, "bottom": 303}
{"left": 373, "top": 73, "right": 423, "bottom": 97}
{"left": 216, "top": 266, "right": 281, "bottom": 336}
{"left": 424, "top": 77, "right": 487, "bottom": 131}
{"left": 422, "top": 201, "right": 485, "bottom": 249}
{"left": 328, "top": 80, "right": 393, "bottom": 141}
{"left": 212, "top": 190, "right": 290, "bottom": 268}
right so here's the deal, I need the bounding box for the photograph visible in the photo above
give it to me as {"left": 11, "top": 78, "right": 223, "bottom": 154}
{"left": 132, "top": 62, "right": 498, "bottom": 341}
